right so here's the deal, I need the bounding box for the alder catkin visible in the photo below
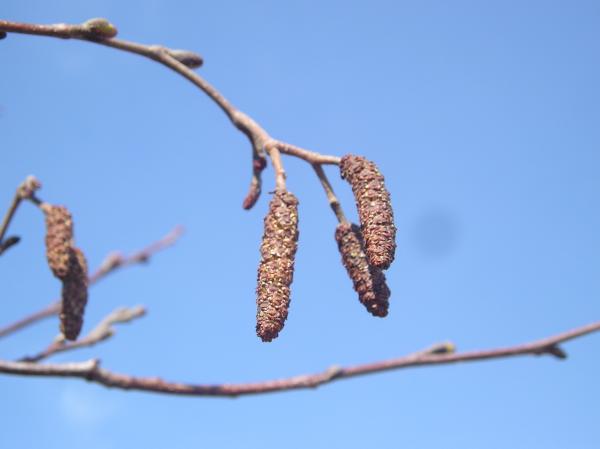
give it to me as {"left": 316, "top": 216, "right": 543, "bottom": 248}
{"left": 43, "top": 203, "right": 89, "bottom": 340}
{"left": 44, "top": 205, "right": 74, "bottom": 279}
{"left": 335, "top": 223, "right": 390, "bottom": 317}
{"left": 340, "top": 155, "right": 396, "bottom": 270}
{"left": 60, "top": 247, "right": 89, "bottom": 341}
{"left": 256, "top": 191, "right": 299, "bottom": 342}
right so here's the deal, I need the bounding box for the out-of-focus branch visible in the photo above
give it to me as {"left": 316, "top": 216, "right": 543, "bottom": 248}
{"left": 0, "top": 227, "right": 183, "bottom": 339}
{"left": 88, "top": 225, "right": 184, "bottom": 283}
{"left": 0, "top": 176, "right": 41, "bottom": 255}
{"left": 0, "top": 321, "right": 598, "bottom": 397}
{"left": 20, "top": 306, "right": 146, "bottom": 363}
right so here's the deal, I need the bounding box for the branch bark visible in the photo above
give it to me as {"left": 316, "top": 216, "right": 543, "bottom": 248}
{"left": 1, "top": 321, "right": 598, "bottom": 397}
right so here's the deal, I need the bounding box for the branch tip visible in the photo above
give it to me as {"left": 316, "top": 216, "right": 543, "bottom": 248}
{"left": 166, "top": 49, "right": 203, "bottom": 69}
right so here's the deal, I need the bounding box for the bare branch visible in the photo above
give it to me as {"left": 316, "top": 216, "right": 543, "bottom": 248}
{"left": 20, "top": 306, "right": 146, "bottom": 363}
{"left": 1, "top": 321, "right": 598, "bottom": 397}
{"left": 0, "top": 19, "right": 339, "bottom": 171}
{"left": 0, "top": 176, "right": 41, "bottom": 254}
{"left": 0, "top": 227, "right": 182, "bottom": 339}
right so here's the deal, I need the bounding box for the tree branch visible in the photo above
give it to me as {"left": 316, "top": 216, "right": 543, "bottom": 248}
{"left": 0, "top": 176, "right": 41, "bottom": 255}
{"left": 19, "top": 306, "right": 146, "bottom": 363}
{"left": 0, "top": 19, "right": 340, "bottom": 171}
{"left": 0, "top": 227, "right": 182, "bottom": 339}
{"left": 0, "top": 321, "right": 597, "bottom": 397}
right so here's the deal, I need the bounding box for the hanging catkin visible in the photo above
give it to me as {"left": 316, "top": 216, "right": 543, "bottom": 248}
{"left": 60, "top": 247, "right": 89, "bottom": 340}
{"left": 43, "top": 204, "right": 89, "bottom": 340}
{"left": 340, "top": 155, "right": 396, "bottom": 269}
{"left": 256, "top": 191, "right": 299, "bottom": 342}
{"left": 44, "top": 205, "right": 74, "bottom": 279}
{"left": 335, "top": 222, "right": 390, "bottom": 317}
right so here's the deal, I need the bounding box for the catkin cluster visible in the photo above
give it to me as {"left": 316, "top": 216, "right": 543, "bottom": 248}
{"left": 256, "top": 191, "right": 299, "bottom": 342}
{"left": 335, "top": 223, "right": 390, "bottom": 317}
{"left": 43, "top": 204, "right": 89, "bottom": 341}
{"left": 340, "top": 155, "right": 396, "bottom": 270}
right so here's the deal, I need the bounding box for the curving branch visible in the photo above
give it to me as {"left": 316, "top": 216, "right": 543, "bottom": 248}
{"left": 0, "top": 321, "right": 598, "bottom": 397}
{"left": 0, "top": 227, "right": 183, "bottom": 339}
{"left": 0, "top": 19, "right": 339, "bottom": 179}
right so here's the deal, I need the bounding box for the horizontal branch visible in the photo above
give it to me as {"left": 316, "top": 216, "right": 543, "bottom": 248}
{"left": 1, "top": 321, "right": 598, "bottom": 397}
{"left": 0, "top": 227, "right": 182, "bottom": 339}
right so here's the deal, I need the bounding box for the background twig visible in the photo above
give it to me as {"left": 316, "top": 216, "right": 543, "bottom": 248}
{"left": 0, "top": 227, "right": 182, "bottom": 339}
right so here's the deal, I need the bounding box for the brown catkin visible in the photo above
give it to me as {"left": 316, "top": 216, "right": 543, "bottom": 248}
{"left": 336, "top": 223, "right": 390, "bottom": 317}
{"left": 44, "top": 205, "right": 74, "bottom": 279}
{"left": 43, "top": 204, "right": 89, "bottom": 340}
{"left": 60, "top": 247, "right": 89, "bottom": 340}
{"left": 256, "top": 191, "right": 299, "bottom": 342}
{"left": 340, "top": 155, "right": 396, "bottom": 270}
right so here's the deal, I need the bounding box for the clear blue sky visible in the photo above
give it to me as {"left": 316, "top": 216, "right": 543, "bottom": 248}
{"left": 1, "top": 1, "right": 599, "bottom": 448}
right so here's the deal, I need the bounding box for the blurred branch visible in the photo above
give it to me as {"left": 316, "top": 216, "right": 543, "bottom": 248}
{"left": 20, "top": 306, "right": 146, "bottom": 363}
{"left": 0, "top": 176, "right": 41, "bottom": 256}
{"left": 1, "top": 321, "right": 598, "bottom": 397}
{"left": 0, "top": 227, "right": 182, "bottom": 339}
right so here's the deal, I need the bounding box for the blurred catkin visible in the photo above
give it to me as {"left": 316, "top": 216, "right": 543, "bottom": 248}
{"left": 43, "top": 204, "right": 89, "bottom": 340}
{"left": 44, "top": 205, "right": 74, "bottom": 279}
{"left": 335, "top": 223, "right": 390, "bottom": 317}
{"left": 256, "top": 191, "right": 299, "bottom": 342}
{"left": 340, "top": 155, "right": 396, "bottom": 269}
{"left": 60, "top": 247, "right": 89, "bottom": 340}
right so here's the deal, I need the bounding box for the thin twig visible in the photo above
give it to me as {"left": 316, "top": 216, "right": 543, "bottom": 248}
{"left": 312, "top": 164, "right": 347, "bottom": 223}
{"left": 20, "top": 306, "right": 146, "bottom": 363}
{"left": 0, "top": 227, "right": 182, "bottom": 339}
{"left": 0, "top": 176, "right": 41, "bottom": 253}
{"left": 0, "top": 321, "right": 598, "bottom": 397}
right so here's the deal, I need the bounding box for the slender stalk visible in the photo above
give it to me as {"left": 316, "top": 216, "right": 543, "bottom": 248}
{"left": 312, "top": 164, "right": 347, "bottom": 223}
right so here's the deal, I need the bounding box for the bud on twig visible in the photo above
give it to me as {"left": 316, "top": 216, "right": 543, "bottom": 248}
{"left": 335, "top": 223, "right": 390, "bottom": 317}
{"left": 60, "top": 247, "right": 89, "bottom": 340}
{"left": 256, "top": 191, "right": 299, "bottom": 342}
{"left": 166, "top": 49, "right": 204, "bottom": 68}
{"left": 242, "top": 182, "right": 261, "bottom": 210}
{"left": 340, "top": 155, "right": 396, "bottom": 269}
{"left": 81, "top": 18, "right": 118, "bottom": 39}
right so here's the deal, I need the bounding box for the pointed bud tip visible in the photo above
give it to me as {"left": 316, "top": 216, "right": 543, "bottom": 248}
{"left": 167, "top": 49, "right": 204, "bottom": 68}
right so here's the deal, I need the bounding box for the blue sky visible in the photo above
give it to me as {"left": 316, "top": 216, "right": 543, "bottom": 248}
{"left": 1, "top": 1, "right": 599, "bottom": 448}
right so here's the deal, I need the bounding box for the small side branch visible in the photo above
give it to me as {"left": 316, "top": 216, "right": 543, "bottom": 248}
{"left": 20, "top": 306, "right": 146, "bottom": 363}
{"left": 0, "top": 321, "right": 597, "bottom": 397}
{"left": 0, "top": 176, "right": 41, "bottom": 255}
